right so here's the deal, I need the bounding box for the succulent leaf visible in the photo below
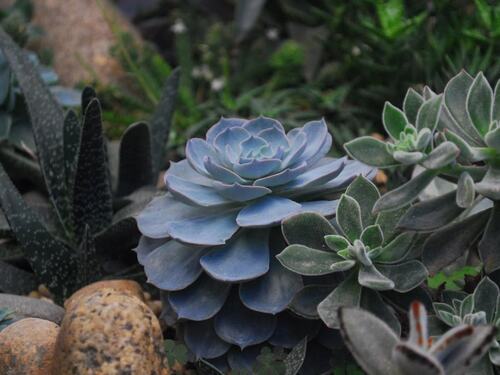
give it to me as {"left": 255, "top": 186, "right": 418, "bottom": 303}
{"left": 420, "top": 141, "right": 459, "bottom": 169}
{"left": 277, "top": 244, "right": 343, "bottom": 276}
{"left": 337, "top": 194, "right": 363, "bottom": 242}
{"left": 324, "top": 234, "right": 350, "bottom": 252}
{"left": 383, "top": 101, "right": 408, "bottom": 140}
{"left": 345, "top": 175, "right": 380, "bottom": 227}
{"left": 416, "top": 94, "right": 443, "bottom": 132}
{"left": 403, "top": 87, "right": 424, "bottom": 124}
{"left": 479, "top": 203, "right": 500, "bottom": 274}
{"left": 281, "top": 212, "right": 336, "bottom": 251}
{"left": 467, "top": 72, "right": 493, "bottom": 136}
{"left": 360, "top": 225, "right": 384, "bottom": 248}
{"left": 344, "top": 136, "right": 398, "bottom": 167}
{"left": 456, "top": 172, "right": 475, "bottom": 208}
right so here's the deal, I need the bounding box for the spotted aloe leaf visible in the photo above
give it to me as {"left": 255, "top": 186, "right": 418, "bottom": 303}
{"left": 72, "top": 98, "right": 113, "bottom": 241}
{"left": 0, "top": 27, "right": 70, "bottom": 229}
{"left": 0, "top": 162, "right": 78, "bottom": 302}
{"left": 116, "top": 122, "right": 154, "bottom": 197}
{"left": 150, "top": 67, "right": 179, "bottom": 176}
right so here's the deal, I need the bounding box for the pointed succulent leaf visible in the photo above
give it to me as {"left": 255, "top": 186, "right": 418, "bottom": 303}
{"left": 0, "top": 163, "right": 79, "bottom": 302}
{"left": 423, "top": 86, "right": 437, "bottom": 100}
{"left": 81, "top": 86, "right": 96, "bottom": 110}
{"left": 479, "top": 203, "right": 500, "bottom": 274}
{"left": 398, "top": 191, "right": 464, "bottom": 231}
{"left": 460, "top": 295, "right": 474, "bottom": 318}
{"left": 473, "top": 277, "right": 499, "bottom": 323}
{"left": 338, "top": 306, "right": 398, "bottom": 375}
{"left": 344, "top": 136, "right": 398, "bottom": 167}
{"left": 383, "top": 102, "right": 408, "bottom": 140}
{"left": 476, "top": 165, "right": 500, "bottom": 200}
{"left": 277, "top": 244, "right": 343, "bottom": 276}
{"left": 444, "top": 70, "right": 484, "bottom": 145}
{"left": 444, "top": 129, "right": 488, "bottom": 163}
{"left": 393, "top": 151, "right": 425, "bottom": 165}
{"left": 358, "top": 264, "right": 395, "bottom": 291}
{"left": 416, "top": 94, "right": 443, "bottom": 132}
{"left": 337, "top": 194, "right": 363, "bottom": 242}
{"left": 72, "top": 99, "right": 113, "bottom": 240}
{"left": 375, "top": 205, "right": 408, "bottom": 241}
{"left": 318, "top": 271, "right": 362, "bottom": 329}
{"left": 345, "top": 175, "right": 380, "bottom": 227}
{"left": 467, "top": 72, "right": 493, "bottom": 136}
{"left": 324, "top": 234, "right": 349, "bottom": 252}
{"left": 493, "top": 79, "right": 500, "bottom": 122}
{"left": 403, "top": 88, "right": 424, "bottom": 124}
{"left": 373, "top": 169, "right": 437, "bottom": 213}
{"left": 360, "top": 225, "right": 384, "bottom": 248}
{"left": 456, "top": 172, "right": 475, "bottom": 208}
{"left": 377, "top": 260, "right": 427, "bottom": 292}
{"left": 63, "top": 110, "right": 81, "bottom": 198}
{"left": 484, "top": 123, "right": 500, "bottom": 152}
{"left": 421, "top": 141, "right": 459, "bottom": 170}
{"left": 415, "top": 128, "right": 432, "bottom": 150}
{"left": 116, "top": 122, "right": 154, "bottom": 197}
{"left": 423, "top": 210, "right": 490, "bottom": 275}
{"left": 0, "top": 27, "right": 70, "bottom": 226}
{"left": 374, "top": 232, "right": 415, "bottom": 264}
{"left": 75, "top": 224, "right": 101, "bottom": 287}
{"left": 281, "top": 212, "right": 336, "bottom": 251}
{"left": 150, "top": 67, "right": 179, "bottom": 176}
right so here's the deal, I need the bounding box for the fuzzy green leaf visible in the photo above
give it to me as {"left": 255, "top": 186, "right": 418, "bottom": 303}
{"left": 337, "top": 194, "right": 363, "bottom": 242}
{"left": 456, "top": 172, "right": 475, "bottom": 208}
{"left": 282, "top": 212, "right": 336, "bottom": 251}
{"left": 360, "top": 225, "right": 384, "bottom": 248}
{"left": 467, "top": 72, "right": 493, "bottom": 136}
{"left": 416, "top": 94, "right": 443, "bottom": 131}
{"left": 375, "top": 232, "right": 415, "bottom": 264}
{"left": 358, "top": 264, "right": 394, "bottom": 290}
{"left": 345, "top": 175, "right": 380, "bottom": 228}
{"left": 383, "top": 102, "right": 408, "bottom": 140}
{"left": 373, "top": 169, "right": 437, "bottom": 213}
{"left": 485, "top": 126, "right": 500, "bottom": 151}
{"left": 476, "top": 166, "right": 500, "bottom": 200}
{"left": 473, "top": 277, "right": 499, "bottom": 323}
{"left": 377, "top": 260, "right": 427, "bottom": 292}
{"left": 277, "top": 245, "right": 343, "bottom": 276}
{"left": 421, "top": 141, "right": 459, "bottom": 169}
{"left": 324, "top": 234, "right": 350, "bottom": 252}
{"left": 344, "top": 136, "right": 398, "bottom": 168}
{"left": 403, "top": 88, "right": 424, "bottom": 124}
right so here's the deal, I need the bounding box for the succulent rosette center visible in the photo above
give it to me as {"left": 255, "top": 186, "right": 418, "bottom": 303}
{"left": 136, "top": 116, "right": 374, "bottom": 369}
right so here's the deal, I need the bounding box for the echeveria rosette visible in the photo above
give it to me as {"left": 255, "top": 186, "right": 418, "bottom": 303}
{"left": 277, "top": 176, "right": 427, "bottom": 332}
{"left": 136, "top": 116, "right": 375, "bottom": 368}
{"left": 433, "top": 277, "right": 500, "bottom": 373}
{"left": 346, "top": 71, "right": 500, "bottom": 277}
{"left": 340, "top": 301, "right": 497, "bottom": 375}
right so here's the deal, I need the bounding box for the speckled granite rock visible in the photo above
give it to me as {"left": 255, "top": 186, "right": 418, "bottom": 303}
{"left": 29, "top": 0, "right": 140, "bottom": 86}
{"left": 0, "top": 318, "right": 59, "bottom": 374}
{"left": 64, "top": 279, "right": 144, "bottom": 311}
{"left": 0, "top": 294, "right": 65, "bottom": 324}
{"left": 53, "top": 288, "right": 167, "bottom": 374}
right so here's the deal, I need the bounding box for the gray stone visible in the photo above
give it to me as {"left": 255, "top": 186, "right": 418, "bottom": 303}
{"left": 0, "top": 294, "right": 65, "bottom": 324}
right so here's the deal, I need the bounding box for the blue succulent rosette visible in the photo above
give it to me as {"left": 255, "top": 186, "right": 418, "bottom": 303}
{"left": 136, "top": 116, "right": 374, "bottom": 369}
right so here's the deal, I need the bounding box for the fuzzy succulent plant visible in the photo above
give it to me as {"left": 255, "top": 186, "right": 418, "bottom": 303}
{"left": 340, "top": 301, "right": 497, "bottom": 375}
{"left": 434, "top": 277, "right": 500, "bottom": 374}
{"left": 277, "top": 175, "right": 427, "bottom": 332}
{"left": 344, "top": 70, "right": 500, "bottom": 278}
{"left": 136, "top": 115, "right": 374, "bottom": 370}
{"left": 0, "top": 27, "right": 179, "bottom": 302}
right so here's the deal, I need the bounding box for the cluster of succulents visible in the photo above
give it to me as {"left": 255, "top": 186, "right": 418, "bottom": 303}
{"left": 433, "top": 277, "right": 500, "bottom": 373}
{"left": 277, "top": 176, "right": 427, "bottom": 332}
{"left": 340, "top": 301, "right": 497, "bottom": 375}
{"left": 136, "top": 115, "right": 374, "bottom": 371}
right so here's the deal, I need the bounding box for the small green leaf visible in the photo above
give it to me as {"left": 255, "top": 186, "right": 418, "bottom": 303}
{"left": 375, "top": 232, "right": 415, "bottom": 264}
{"left": 485, "top": 125, "right": 500, "bottom": 150}
{"left": 345, "top": 175, "right": 380, "bottom": 227}
{"left": 377, "top": 260, "right": 427, "bottom": 292}
{"left": 375, "top": 205, "right": 408, "bottom": 241}
{"left": 344, "top": 136, "right": 398, "bottom": 168}
{"left": 467, "top": 72, "right": 493, "bottom": 136}
{"left": 324, "top": 234, "right": 349, "bottom": 252}
{"left": 460, "top": 294, "right": 474, "bottom": 318}
{"left": 317, "top": 271, "right": 362, "bottom": 329}
{"left": 456, "top": 172, "right": 475, "bottom": 208}
{"left": 403, "top": 88, "right": 424, "bottom": 124}
{"left": 373, "top": 169, "right": 437, "bottom": 213}
{"left": 282, "top": 212, "right": 336, "bottom": 251}
{"left": 360, "top": 225, "right": 384, "bottom": 248}
{"left": 358, "top": 264, "right": 395, "bottom": 291}
{"left": 398, "top": 190, "right": 464, "bottom": 231}
{"left": 444, "top": 129, "right": 489, "bottom": 163}
{"left": 421, "top": 141, "right": 459, "bottom": 170}
{"left": 416, "top": 94, "right": 443, "bottom": 131}
{"left": 330, "top": 260, "right": 357, "bottom": 272}
{"left": 383, "top": 102, "right": 408, "bottom": 140}
{"left": 393, "top": 150, "right": 425, "bottom": 165}
{"left": 337, "top": 195, "right": 363, "bottom": 242}
{"left": 277, "top": 245, "right": 343, "bottom": 276}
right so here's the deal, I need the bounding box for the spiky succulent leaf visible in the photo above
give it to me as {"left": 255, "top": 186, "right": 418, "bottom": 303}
{"left": 116, "top": 122, "right": 154, "bottom": 197}
{"left": 72, "top": 99, "right": 113, "bottom": 241}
